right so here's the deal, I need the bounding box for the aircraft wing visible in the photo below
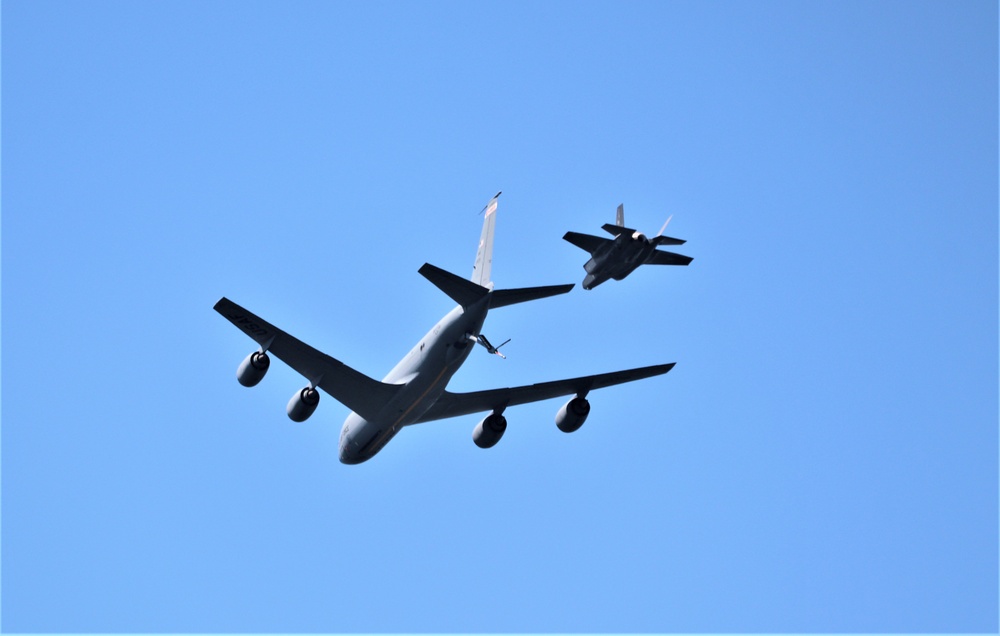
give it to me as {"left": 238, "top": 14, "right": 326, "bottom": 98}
{"left": 563, "top": 231, "right": 611, "bottom": 254}
{"left": 646, "top": 250, "right": 693, "bottom": 266}
{"left": 214, "top": 297, "right": 401, "bottom": 420}
{"left": 412, "top": 362, "right": 675, "bottom": 423}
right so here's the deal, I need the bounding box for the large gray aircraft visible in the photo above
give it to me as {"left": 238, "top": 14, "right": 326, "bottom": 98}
{"left": 216, "top": 194, "right": 674, "bottom": 464}
{"left": 564, "top": 203, "right": 693, "bottom": 289}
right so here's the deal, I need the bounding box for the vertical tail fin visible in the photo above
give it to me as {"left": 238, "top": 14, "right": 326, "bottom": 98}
{"left": 472, "top": 192, "right": 500, "bottom": 289}
{"left": 602, "top": 203, "right": 635, "bottom": 236}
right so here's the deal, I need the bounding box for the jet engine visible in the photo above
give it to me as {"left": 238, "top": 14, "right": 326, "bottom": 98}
{"left": 287, "top": 387, "right": 320, "bottom": 422}
{"left": 237, "top": 351, "right": 270, "bottom": 387}
{"left": 555, "top": 397, "right": 590, "bottom": 433}
{"left": 473, "top": 413, "right": 507, "bottom": 449}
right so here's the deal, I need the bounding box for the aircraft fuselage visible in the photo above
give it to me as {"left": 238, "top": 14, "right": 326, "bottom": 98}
{"left": 338, "top": 297, "right": 489, "bottom": 464}
{"left": 582, "top": 233, "right": 657, "bottom": 290}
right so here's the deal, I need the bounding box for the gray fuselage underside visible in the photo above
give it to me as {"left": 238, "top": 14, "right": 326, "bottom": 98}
{"left": 338, "top": 299, "right": 488, "bottom": 464}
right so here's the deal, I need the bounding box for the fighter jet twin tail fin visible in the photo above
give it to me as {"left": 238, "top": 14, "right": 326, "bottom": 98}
{"left": 601, "top": 204, "right": 686, "bottom": 247}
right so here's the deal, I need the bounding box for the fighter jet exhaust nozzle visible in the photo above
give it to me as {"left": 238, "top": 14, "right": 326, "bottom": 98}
{"left": 556, "top": 397, "right": 590, "bottom": 433}
{"left": 287, "top": 387, "right": 320, "bottom": 422}
{"left": 237, "top": 351, "right": 270, "bottom": 387}
{"left": 473, "top": 413, "right": 507, "bottom": 448}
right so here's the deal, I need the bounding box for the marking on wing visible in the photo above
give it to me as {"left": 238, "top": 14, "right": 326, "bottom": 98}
{"left": 227, "top": 312, "right": 272, "bottom": 338}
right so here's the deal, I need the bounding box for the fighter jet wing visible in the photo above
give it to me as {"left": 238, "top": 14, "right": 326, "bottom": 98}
{"left": 646, "top": 250, "right": 693, "bottom": 266}
{"left": 214, "top": 297, "right": 401, "bottom": 420}
{"left": 563, "top": 231, "right": 611, "bottom": 254}
{"left": 412, "top": 362, "right": 675, "bottom": 423}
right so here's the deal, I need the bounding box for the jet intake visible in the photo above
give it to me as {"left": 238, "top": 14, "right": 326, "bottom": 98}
{"left": 287, "top": 387, "right": 320, "bottom": 422}
{"left": 555, "top": 397, "right": 590, "bottom": 433}
{"left": 237, "top": 351, "right": 270, "bottom": 387}
{"left": 473, "top": 413, "right": 507, "bottom": 448}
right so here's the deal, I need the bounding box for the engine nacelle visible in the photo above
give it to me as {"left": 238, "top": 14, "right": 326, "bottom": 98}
{"left": 473, "top": 413, "right": 507, "bottom": 449}
{"left": 237, "top": 351, "right": 270, "bottom": 387}
{"left": 555, "top": 397, "right": 590, "bottom": 433}
{"left": 287, "top": 387, "right": 320, "bottom": 422}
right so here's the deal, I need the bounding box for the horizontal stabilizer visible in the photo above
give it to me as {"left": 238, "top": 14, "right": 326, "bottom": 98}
{"left": 563, "top": 231, "right": 611, "bottom": 254}
{"left": 602, "top": 223, "right": 638, "bottom": 237}
{"left": 647, "top": 250, "right": 693, "bottom": 266}
{"left": 419, "top": 263, "right": 490, "bottom": 309}
{"left": 489, "top": 283, "right": 574, "bottom": 309}
{"left": 652, "top": 235, "right": 686, "bottom": 246}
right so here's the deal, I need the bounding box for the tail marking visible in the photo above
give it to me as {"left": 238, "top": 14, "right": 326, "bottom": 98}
{"left": 472, "top": 192, "right": 501, "bottom": 289}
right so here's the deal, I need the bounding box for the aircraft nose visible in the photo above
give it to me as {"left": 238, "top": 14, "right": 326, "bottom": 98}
{"left": 339, "top": 442, "right": 356, "bottom": 465}
{"left": 339, "top": 438, "right": 367, "bottom": 465}
{"left": 340, "top": 451, "right": 367, "bottom": 465}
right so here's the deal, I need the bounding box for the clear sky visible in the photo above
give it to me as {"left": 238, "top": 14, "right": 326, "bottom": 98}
{"left": 2, "top": 1, "right": 997, "bottom": 633}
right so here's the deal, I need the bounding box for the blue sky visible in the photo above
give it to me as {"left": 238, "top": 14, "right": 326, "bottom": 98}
{"left": 2, "top": 1, "right": 997, "bottom": 632}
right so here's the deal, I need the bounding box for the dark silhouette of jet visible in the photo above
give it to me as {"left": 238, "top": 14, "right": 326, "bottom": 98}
{"left": 564, "top": 204, "right": 693, "bottom": 290}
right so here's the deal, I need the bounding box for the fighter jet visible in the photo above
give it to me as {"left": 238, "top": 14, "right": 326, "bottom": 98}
{"left": 215, "top": 193, "right": 675, "bottom": 464}
{"left": 563, "top": 203, "right": 692, "bottom": 290}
